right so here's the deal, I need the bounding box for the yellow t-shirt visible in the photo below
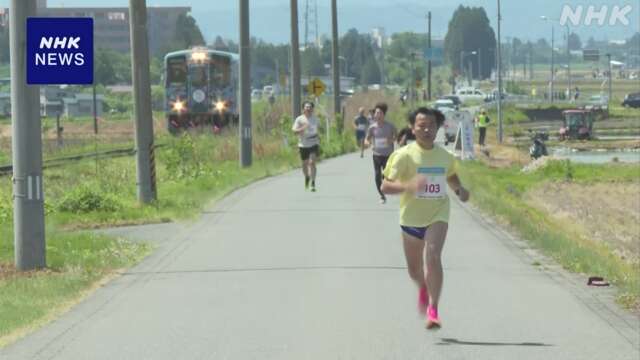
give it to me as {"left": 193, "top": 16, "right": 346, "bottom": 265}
{"left": 383, "top": 142, "right": 459, "bottom": 227}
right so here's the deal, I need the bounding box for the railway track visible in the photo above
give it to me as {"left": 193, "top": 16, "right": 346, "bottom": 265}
{"left": 0, "top": 144, "right": 165, "bottom": 177}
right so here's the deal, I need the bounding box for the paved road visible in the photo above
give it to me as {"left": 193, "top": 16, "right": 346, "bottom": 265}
{"left": 2, "top": 148, "right": 638, "bottom": 359}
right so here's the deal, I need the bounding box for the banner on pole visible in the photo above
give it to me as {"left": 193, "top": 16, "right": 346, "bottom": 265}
{"left": 451, "top": 111, "right": 475, "bottom": 160}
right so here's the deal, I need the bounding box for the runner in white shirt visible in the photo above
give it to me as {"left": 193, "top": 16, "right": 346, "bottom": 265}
{"left": 291, "top": 101, "right": 320, "bottom": 192}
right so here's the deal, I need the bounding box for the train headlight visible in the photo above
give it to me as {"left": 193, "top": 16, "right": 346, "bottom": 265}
{"left": 191, "top": 51, "right": 207, "bottom": 62}
{"left": 215, "top": 101, "right": 226, "bottom": 112}
{"left": 172, "top": 100, "right": 185, "bottom": 112}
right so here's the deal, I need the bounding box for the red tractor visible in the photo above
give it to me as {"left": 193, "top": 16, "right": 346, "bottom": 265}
{"left": 559, "top": 110, "right": 595, "bottom": 141}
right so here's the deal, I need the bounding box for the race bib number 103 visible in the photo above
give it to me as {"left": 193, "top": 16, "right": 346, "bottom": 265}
{"left": 416, "top": 167, "right": 447, "bottom": 199}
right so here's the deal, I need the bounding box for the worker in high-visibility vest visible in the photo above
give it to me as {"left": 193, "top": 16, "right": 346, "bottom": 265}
{"left": 475, "top": 110, "right": 491, "bottom": 147}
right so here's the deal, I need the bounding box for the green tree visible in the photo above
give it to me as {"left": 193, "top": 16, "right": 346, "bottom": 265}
{"left": 339, "top": 29, "right": 378, "bottom": 84}
{"left": 95, "top": 48, "right": 132, "bottom": 85}
{"left": 444, "top": 5, "right": 496, "bottom": 80}
{"left": 568, "top": 33, "right": 582, "bottom": 51}
{"left": 387, "top": 32, "right": 427, "bottom": 59}
{"left": 94, "top": 48, "right": 119, "bottom": 85}
{"left": 212, "top": 36, "right": 229, "bottom": 51}
{"left": 301, "top": 46, "right": 326, "bottom": 76}
{"left": 174, "top": 14, "right": 205, "bottom": 49}
{"left": 360, "top": 57, "right": 381, "bottom": 85}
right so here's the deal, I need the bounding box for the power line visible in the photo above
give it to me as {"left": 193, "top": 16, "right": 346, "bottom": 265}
{"left": 388, "top": 0, "right": 428, "bottom": 19}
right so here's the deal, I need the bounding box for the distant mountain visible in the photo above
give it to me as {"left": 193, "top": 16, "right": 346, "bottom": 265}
{"left": 1, "top": 0, "right": 637, "bottom": 44}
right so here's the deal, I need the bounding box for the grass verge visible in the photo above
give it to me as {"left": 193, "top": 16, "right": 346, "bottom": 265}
{"left": 0, "top": 229, "right": 151, "bottom": 347}
{"left": 458, "top": 159, "right": 640, "bottom": 311}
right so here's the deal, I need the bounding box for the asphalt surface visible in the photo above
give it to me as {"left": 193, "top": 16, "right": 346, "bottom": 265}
{"left": 1, "top": 144, "right": 638, "bottom": 359}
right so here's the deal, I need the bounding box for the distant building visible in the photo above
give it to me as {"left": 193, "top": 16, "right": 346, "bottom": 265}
{"left": 3, "top": 84, "right": 119, "bottom": 118}
{"left": 1, "top": 1, "right": 190, "bottom": 54}
{"left": 371, "top": 27, "right": 387, "bottom": 48}
{"left": 60, "top": 93, "right": 104, "bottom": 118}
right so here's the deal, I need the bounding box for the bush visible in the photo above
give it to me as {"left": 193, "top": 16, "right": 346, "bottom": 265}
{"left": 506, "top": 80, "right": 526, "bottom": 95}
{"left": 160, "top": 133, "right": 217, "bottom": 180}
{"left": 57, "top": 185, "right": 123, "bottom": 213}
{"left": 0, "top": 195, "right": 11, "bottom": 224}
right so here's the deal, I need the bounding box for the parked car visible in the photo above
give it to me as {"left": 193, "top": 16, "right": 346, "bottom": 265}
{"left": 455, "top": 87, "right": 486, "bottom": 103}
{"left": 586, "top": 94, "right": 609, "bottom": 111}
{"left": 438, "top": 95, "right": 462, "bottom": 108}
{"left": 622, "top": 92, "right": 640, "bottom": 108}
{"left": 263, "top": 85, "right": 274, "bottom": 97}
{"left": 484, "top": 89, "right": 508, "bottom": 102}
{"left": 251, "top": 89, "right": 263, "bottom": 101}
{"left": 433, "top": 99, "right": 456, "bottom": 112}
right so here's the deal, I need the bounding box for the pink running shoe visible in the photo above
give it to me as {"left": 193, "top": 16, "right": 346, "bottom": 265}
{"left": 426, "top": 305, "right": 441, "bottom": 330}
{"left": 418, "top": 286, "right": 429, "bottom": 315}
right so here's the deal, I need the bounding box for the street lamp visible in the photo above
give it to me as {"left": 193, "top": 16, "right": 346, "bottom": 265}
{"left": 542, "top": 16, "right": 571, "bottom": 101}
{"left": 541, "top": 16, "right": 555, "bottom": 103}
{"left": 338, "top": 56, "right": 347, "bottom": 77}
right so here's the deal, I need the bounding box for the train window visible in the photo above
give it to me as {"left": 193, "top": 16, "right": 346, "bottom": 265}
{"left": 210, "top": 56, "right": 231, "bottom": 87}
{"left": 191, "top": 66, "right": 208, "bottom": 87}
{"left": 167, "top": 57, "right": 187, "bottom": 86}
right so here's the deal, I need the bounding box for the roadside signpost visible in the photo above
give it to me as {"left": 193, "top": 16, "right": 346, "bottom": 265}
{"left": 451, "top": 111, "right": 475, "bottom": 160}
{"left": 308, "top": 78, "right": 326, "bottom": 97}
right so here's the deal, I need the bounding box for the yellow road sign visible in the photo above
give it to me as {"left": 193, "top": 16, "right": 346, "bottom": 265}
{"left": 308, "top": 78, "right": 326, "bottom": 97}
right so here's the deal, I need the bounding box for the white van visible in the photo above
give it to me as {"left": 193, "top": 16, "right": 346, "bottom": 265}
{"left": 263, "top": 85, "right": 274, "bottom": 97}
{"left": 455, "top": 87, "right": 486, "bottom": 103}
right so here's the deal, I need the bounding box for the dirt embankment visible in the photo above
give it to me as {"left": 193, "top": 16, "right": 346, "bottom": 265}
{"left": 526, "top": 182, "right": 640, "bottom": 264}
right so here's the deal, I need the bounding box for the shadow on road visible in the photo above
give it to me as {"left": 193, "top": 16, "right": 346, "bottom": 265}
{"left": 123, "top": 265, "right": 407, "bottom": 276}
{"left": 438, "top": 338, "right": 554, "bottom": 347}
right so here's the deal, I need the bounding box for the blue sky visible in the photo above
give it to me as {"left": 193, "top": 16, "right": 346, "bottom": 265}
{"left": 1, "top": 0, "right": 638, "bottom": 44}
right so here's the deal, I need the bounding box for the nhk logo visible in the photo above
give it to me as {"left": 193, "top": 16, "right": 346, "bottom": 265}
{"left": 27, "top": 17, "right": 93, "bottom": 85}
{"left": 36, "top": 37, "right": 85, "bottom": 66}
{"left": 560, "top": 5, "right": 633, "bottom": 27}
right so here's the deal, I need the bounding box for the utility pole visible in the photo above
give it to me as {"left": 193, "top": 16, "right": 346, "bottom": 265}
{"left": 409, "top": 53, "right": 416, "bottom": 108}
{"left": 129, "top": 0, "right": 157, "bottom": 203}
{"left": 497, "top": 0, "right": 503, "bottom": 144}
{"left": 56, "top": 112, "right": 63, "bottom": 147}
{"left": 550, "top": 24, "right": 555, "bottom": 103}
{"left": 379, "top": 35, "right": 385, "bottom": 87}
{"left": 427, "top": 11, "right": 432, "bottom": 100}
{"left": 314, "top": 0, "right": 319, "bottom": 47}
{"left": 303, "top": 0, "right": 309, "bottom": 48}
{"left": 275, "top": 58, "right": 280, "bottom": 95}
{"left": 331, "top": 0, "right": 340, "bottom": 119}
{"left": 92, "top": 84, "right": 98, "bottom": 135}
{"left": 11, "top": 0, "right": 46, "bottom": 270}
{"left": 606, "top": 53, "right": 612, "bottom": 103}
{"left": 529, "top": 43, "right": 534, "bottom": 80}
{"left": 566, "top": 26, "right": 571, "bottom": 100}
{"left": 290, "top": 0, "right": 301, "bottom": 118}
{"left": 478, "top": 48, "right": 482, "bottom": 80}
{"left": 239, "top": 0, "right": 252, "bottom": 167}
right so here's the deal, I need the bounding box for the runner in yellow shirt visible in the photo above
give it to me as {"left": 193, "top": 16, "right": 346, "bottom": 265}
{"left": 381, "top": 107, "right": 470, "bottom": 330}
